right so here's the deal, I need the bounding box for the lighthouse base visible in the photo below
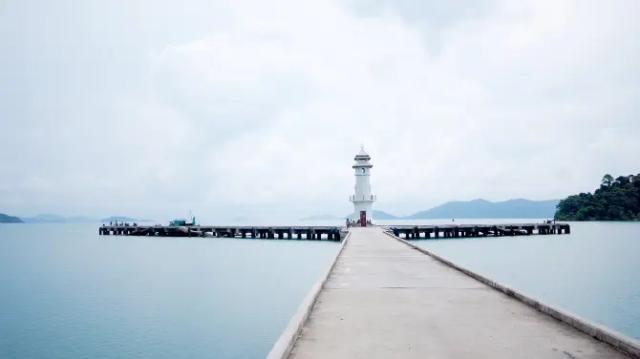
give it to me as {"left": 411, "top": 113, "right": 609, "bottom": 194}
{"left": 349, "top": 202, "right": 374, "bottom": 224}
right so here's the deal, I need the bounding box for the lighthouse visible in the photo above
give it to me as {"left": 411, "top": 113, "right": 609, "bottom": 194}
{"left": 350, "top": 147, "right": 376, "bottom": 225}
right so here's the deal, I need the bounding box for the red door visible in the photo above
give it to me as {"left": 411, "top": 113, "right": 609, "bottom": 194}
{"left": 360, "top": 211, "right": 367, "bottom": 227}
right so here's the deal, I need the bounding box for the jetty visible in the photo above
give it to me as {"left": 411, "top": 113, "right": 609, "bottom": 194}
{"left": 98, "top": 225, "right": 344, "bottom": 241}
{"left": 389, "top": 222, "right": 570, "bottom": 239}
{"left": 271, "top": 226, "right": 637, "bottom": 359}
{"left": 98, "top": 222, "right": 569, "bottom": 242}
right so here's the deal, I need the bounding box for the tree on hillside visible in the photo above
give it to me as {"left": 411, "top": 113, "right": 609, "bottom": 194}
{"left": 556, "top": 173, "right": 640, "bottom": 221}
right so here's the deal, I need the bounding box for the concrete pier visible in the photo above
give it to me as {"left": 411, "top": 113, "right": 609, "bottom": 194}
{"left": 98, "top": 225, "right": 343, "bottom": 241}
{"left": 389, "top": 222, "right": 570, "bottom": 239}
{"left": 285, "top": 227, "right": 634, "bottom": 359}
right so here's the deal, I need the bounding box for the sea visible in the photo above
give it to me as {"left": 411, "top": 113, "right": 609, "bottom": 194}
{"left": 0, "top": 223, "right": 338, "bottom": 359}
{"left": 1, "top": 219, "right": 639, "bottom": 359}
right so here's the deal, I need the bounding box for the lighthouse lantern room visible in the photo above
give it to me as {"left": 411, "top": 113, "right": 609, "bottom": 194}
{"left": 350, "top": 147, "right": 376, "bottom": 225}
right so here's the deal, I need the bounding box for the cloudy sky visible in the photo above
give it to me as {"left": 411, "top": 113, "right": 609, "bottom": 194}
{"left": 1, "top": 0, "right": 638, "bottom": 221}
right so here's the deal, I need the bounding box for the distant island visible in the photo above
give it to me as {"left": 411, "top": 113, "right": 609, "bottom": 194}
{"left": 303, "top": 198, "right": 559, "bottom": 221}
{"left": 555, "top": 174, "right": 640, "bottom": 221}
{"left": 0, "top": 213, "right": 23, "bottom": 223}
{"left": 370, "top": 210, "right": 398, "bottom": 220}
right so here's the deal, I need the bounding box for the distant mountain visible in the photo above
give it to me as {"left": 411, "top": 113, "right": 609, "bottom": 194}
{"left": 372, "top": 210, "right": 398, "bottom": 220}
{"left": 303, "top": 199, "right": 559, "bottom": 222}
{"left": 0, "top": 213, "right": 23, "bottom": 223}
{"left": 22, "top": 214, "right": 96, "bottom": 223}
{"left": 405, "top": 199, "right": 559, "bottom": 219}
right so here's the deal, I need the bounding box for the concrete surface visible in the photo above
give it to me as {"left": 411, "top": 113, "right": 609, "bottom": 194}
{"left": 288, "top": 227, "right": 630, "bottom": 359}
{"left": 267, "top": 232, "right": 351, "bottom": 359}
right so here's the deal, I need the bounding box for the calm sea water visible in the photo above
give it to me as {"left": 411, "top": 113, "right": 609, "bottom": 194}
{"left": 379, "top": 219, "right": 640, "bottom": 340}
{"left": 0, "top": 223, "right": 338, "bottom": 359}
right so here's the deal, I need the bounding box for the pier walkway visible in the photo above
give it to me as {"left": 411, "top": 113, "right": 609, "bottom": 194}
{"left": 287, "top": 227, "right": 630, "bottom": 359}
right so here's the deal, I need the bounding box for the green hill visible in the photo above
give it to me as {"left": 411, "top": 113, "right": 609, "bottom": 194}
{"left": 555, "top": 174, "right": 640, "bottom": 221}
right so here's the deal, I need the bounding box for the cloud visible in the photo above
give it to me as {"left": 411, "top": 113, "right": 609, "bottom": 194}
{"left": 0, "top": 0, "right": 638, "bottom": 220}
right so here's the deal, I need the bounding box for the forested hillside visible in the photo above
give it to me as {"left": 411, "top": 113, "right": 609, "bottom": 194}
{"left": 555, "top": 174, "right": 640, "bottom": 221}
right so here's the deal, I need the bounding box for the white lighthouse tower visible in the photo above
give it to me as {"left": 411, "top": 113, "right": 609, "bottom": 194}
{"left": 350, "top": 147, "right": 376, "bottom": 224}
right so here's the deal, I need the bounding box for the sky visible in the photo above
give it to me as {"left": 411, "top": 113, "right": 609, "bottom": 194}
{"left": 0, "top": 0, "right": 638, "bottom": 222}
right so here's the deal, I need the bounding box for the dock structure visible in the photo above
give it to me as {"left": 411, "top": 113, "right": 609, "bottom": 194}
{"left": 279, "top": 227, "right": 635, "bottom": 359}
{"left": 388, "top": 222, "right": 570, "bottom": 239}
{"left": 98, "top": 225, "right": 344, "bottom": 241}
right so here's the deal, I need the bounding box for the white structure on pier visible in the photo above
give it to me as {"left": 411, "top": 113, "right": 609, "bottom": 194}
{"left": 350, "top": 147, "right": 376, "bottom": 222}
